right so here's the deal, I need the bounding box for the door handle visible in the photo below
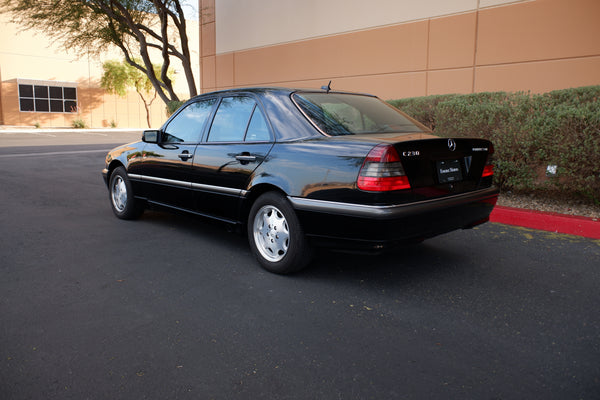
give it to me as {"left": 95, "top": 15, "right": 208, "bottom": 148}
{"left": 178, "top": 152, "right": 194, "bottom": 161}
{"left": 235, "top": 154, "right": 256, "bottom": 162}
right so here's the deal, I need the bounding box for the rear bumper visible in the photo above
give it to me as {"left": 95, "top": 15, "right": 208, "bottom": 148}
{"left": 289, "top": 186, "right": 499, "bottom": 249}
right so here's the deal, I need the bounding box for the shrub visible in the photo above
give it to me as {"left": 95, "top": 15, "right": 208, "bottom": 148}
{"left": 389, "top": 94, "right": 457, "bottom": 131}
{"left": 388, "top": 86, "right": 600, "bottom": 203}
{"left": 72, "top": 118, "right": 87, "bottom": 129}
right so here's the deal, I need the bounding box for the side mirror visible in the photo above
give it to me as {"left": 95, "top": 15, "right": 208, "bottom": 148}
{"left": 143, "top": 130, "right": 160, "bottom": 143}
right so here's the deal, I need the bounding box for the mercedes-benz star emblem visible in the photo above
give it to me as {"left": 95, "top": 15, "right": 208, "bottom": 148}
{"left": 448, "top": 138, "right": 457, "bottom": 151}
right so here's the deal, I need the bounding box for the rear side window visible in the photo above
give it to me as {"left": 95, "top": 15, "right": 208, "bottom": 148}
{"left": 163, "top": 98, "right": 217, "bottom": 143}
{"left": 245, "top": 108, "right": 270, "bottom": 141}
{"left": 208, "top": 96, "right": 271, "bottom": 142}
{"left": 293, "top": 92, "right": 422, "bottom": 136}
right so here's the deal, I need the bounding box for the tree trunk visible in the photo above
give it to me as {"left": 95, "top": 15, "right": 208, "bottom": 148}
{"left": 136, "top": 89, "right": 157, "bottom": 129}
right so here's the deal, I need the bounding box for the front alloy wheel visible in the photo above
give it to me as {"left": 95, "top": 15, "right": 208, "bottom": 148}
{"left": 109, "top": 166, "right": 144, "bottom": 219}
{"left": 248, "top": 192, "right": 312, "bottom": 274}
{"left": 111, "top": 175, "right": 128, "bottom": 213}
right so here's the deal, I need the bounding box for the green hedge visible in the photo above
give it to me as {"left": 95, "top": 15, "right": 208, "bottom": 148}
{"left": 388, "top": 86, "right": 600, "bottom": 203}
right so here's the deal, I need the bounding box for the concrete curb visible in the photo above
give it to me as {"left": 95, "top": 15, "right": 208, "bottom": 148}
{"left": 490, "top": 206, "right": 600, "bottom": 239}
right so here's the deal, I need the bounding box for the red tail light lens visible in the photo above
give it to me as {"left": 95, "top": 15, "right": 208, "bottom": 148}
{"left": 482, "top": 164, "right": 494, "bottom": 177}
{"left": 482, "top": 146, "right": 495, "bottom": 178}
{"left": 357, "top": 144, "right": 411, "bottom": 191}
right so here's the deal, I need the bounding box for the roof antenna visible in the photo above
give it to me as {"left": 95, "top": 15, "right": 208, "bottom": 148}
{"left": 321, "top": 81, "right": 332, "bottom": 93}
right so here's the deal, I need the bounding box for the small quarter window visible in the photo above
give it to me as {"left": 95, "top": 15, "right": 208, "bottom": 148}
{"left": 245, "top": 108, "right": 270, "bottom": 142}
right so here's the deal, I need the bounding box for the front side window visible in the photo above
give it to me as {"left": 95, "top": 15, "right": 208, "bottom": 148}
{"left": 163, "top": 98, "right": 217, "bottom": 143}
{"left": 293, "top": 92, "right": 422, "bottom": 136}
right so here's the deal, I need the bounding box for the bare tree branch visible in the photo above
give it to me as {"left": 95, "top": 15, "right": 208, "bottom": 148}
{"left": 0, "top": 0, "right": 198, "bottom": 104}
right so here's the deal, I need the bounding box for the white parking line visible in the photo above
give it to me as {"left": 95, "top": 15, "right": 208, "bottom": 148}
{"left": 0, "top": 131, "right": 57, "bottom": 137}
{"left": 31, "top": 131, "right": 57, "bottom": 137}
{"left": 82, "top": 132, "right": 109, "bottom": 137}
{"left": 0, "top": 149, "right": 111, "bottom": 158}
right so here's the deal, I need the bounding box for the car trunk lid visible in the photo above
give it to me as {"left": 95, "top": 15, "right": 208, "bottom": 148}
{"left": 355, "top": 133, "right": 495, "bottom": 197}
{"left": 395, "top": 137, "right": 493, "bottom": 190}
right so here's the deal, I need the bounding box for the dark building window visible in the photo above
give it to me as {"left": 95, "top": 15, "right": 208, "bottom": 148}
{"left": 49, "top": 86, "right": 62, "bottom": 99}
{"left": 35, "top": 98, "right": 50, "bottom": 112}
{"left": 19, "top": 98, "right": 34, "bottom": 112}
{"left": 34, "top": 85, "right": 48, "bottom": 99}
{"left": 18, "top": 82, "right": 78, "bottom": 113}
{"left": 19, "top": 84, "right": 33, "bottom": 98}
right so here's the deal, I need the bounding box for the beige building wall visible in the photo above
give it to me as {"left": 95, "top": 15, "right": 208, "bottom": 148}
{"left": 200, "top": 0, "right": 600, "bottom": 99}
{"left": 0, "top": 13, "right": 199, "bottom": 128}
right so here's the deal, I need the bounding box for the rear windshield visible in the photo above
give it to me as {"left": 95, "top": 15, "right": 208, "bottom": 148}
{"left": 292, "top": 92, "right": 422, "bottom": 136}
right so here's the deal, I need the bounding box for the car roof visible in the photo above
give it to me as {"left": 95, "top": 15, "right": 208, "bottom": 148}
{"left": 192, "top": 86, "right": 377, "bottom": 99}
{"left": 173, "top": 87, "right": 383, "bottom": 142}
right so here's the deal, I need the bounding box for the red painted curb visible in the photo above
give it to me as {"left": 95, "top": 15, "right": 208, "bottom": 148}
{"left": 490, "top": 206, "right": 600, "bottom": 239}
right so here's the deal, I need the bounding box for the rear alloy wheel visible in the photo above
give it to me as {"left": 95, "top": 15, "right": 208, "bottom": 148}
{"left": 248, "top": 192, "right": 313, "bottom": 274}
{"left": 109, "top": 166, "right": 144, "bottom": 220}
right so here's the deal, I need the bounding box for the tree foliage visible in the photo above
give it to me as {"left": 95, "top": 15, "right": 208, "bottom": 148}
{"left": 101, "top": 59, "right": 173, "bottom": 127}
{"left": 0, "top": 0, "right": 197, "bottom": 105}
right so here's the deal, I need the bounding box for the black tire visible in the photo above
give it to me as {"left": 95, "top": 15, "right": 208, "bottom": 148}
{"left": 108, "top": 166, "right": 144, "bottom": 220}
{"left": 247, "top": 192, "right": 313, "bottom": 274}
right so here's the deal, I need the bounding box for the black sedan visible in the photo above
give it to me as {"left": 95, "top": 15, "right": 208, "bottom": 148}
{"left": 102, "top": 87, "right": 499, "bottom": 274}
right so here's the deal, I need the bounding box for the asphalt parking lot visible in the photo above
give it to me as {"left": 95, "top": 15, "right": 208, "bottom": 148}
{"left": 1, "top": 130, "right": 599, "bottom": 399}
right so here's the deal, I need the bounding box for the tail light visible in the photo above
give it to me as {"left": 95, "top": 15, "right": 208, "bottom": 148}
{"left": 357, "top": 144, "right": 411, "bottom": 191}
{"left": 482, "top": 145, "right": 495, "bottom": 178}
